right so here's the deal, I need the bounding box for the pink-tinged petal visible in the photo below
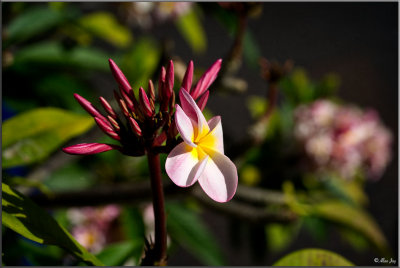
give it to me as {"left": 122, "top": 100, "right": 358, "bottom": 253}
{"left": 62, "top": 143, "right": 119, "bottom": 155}
{"left": 182, "top": 60, "right": 194, "bottom": 92}
{"left": 191, "top": 59, "right": 222, "bottom": 100}
{"left": 197, "top": 90, "right": 209, "bottom": 111}
{"left": 198, "top": 147, "right": 238, "bottom": 202}
{"left": 166, "top": 143, "right": 207, "bottom": 187}
{"left": 108, "top": 59, "right": 132, "bottom": 94}
{"left": 179, "top": 88, "right": 209, "bottom": 139}
{"left": 199, "top": 116, "right": 224, "bottom": 154}
{"left": 74, "top": 94, "right": 106, "bottom": 121}
{"left": 175, "top": 105, "right": 196, "bottom": 147}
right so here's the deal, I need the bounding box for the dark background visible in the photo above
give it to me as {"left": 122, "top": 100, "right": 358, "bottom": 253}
{"left": 3, "top": 2, "right": 398, "bottom": 266}
{"left": 155, "top": 2, "right": 398, "bottom": 265}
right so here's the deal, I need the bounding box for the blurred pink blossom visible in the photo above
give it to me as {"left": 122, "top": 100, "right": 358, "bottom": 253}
{"left": 294, "top": 99, "right": 392, "bottom": 180}
{"left": 67, "top": 205, "right": 121, "bottom": 253}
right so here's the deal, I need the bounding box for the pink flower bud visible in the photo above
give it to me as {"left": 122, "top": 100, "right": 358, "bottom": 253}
{"left": 166, "top": 60, "right": 174, "bottom": 97}
{"left": 94, "top": 117, "right": 121, "bottom": 141}
{"left": 99, "top": 97, "right": 117, "bottom": 119}
{"left": 148, "top": 79, "right": 155, "bottom": 101}
{"left": 107, "top": 115, "right": 120, "bottom": 131}
{"left": 191, "top": 59, "right": 222, "bottom": 100}
{"left": 63, "top": 143, "right": 120, "bottom": 155}
{"left": 158, "top": 67, "right": 166, "bottom": 102}
{"left": 197, "top": 90, "right": 209, "bottom": 111}
{"left": 108, "top": 59, "right": 132, "bottom": 94}
{"left": 74, "top": 94, "right": 106, "bottom": 121}
{"left": 118, "top": 99, "right": 130, "bottom": 117}
{"left": 128, "top": 117, "right": 142, "bottom": 137}
{"left": 119, "top": 87, "right": 135, "bottom": 114}
{"left": 139, "top": 87, "right": 154, "bottom": 118}
{"left": 182, "top": 60, "right": 193, "bottom": 92}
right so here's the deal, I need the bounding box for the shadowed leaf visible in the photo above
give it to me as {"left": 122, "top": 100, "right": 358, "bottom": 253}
{"left": 273, "top": 248, "right": 354, "bottom": 266}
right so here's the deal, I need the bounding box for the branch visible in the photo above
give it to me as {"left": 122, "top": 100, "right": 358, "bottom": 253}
{"left": 30, "top": 181, "right": 296, "bottom": 224}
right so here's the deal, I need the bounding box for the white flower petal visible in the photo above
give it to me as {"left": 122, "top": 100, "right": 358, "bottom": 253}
{"left": 199, "top": 116, "right": 224, "bottom": 154}
{"left": 166, "top": 142, "right": 207, "bottom": 187}
{"left": 175, "top": 105, "right": 196, "bottom": 147}
{"left": 179, "top": 88, "right": 209, "bottom": 139}
{"left": 198, "top": 147, "right": 238, "bottom": 202}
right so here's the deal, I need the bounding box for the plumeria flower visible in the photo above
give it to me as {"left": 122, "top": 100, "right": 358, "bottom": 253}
{"left": 166, "top": 89, "right": 238, "bottom": 202}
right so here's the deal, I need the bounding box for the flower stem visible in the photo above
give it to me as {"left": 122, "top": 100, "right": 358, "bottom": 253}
{"left": 147, "top": 151, "right": 168, "bottom": 265}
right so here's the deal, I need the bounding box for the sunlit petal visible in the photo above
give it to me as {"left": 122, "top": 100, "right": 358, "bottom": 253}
{"left": 198, "top": 147, "right": 238, "bottom": 202}
{"left": 166, "top": 143, "right": 207, "bottom": 187}
{"left": 175, "top": 105, "right": 196, "bottom": 147}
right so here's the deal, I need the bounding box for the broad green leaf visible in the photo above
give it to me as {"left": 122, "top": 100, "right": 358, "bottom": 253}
{"left": 312, "top": 200, "right": 389, "bottom": 254}
{"left": 44, "top": 164, "right": 95, "bottom": 192}
{"left": 12, "top": 42, "right": 109, "bottom": 71}
{"left": 5, "top": 7, "right": 67, "bottom": 46}
{"left": 2, "top": 183, "right": 103, "bottom": 266}
{"left": 166, "top": 202, "right": 225, "bottom": 266}
{"left": 79, "top": 12, "right": 133, "bottom": 48}
{"left": 96, "top": 241, "right": 143, "bottom": 266}
{"left": 176, "top": 9, "right": 206, "bottom": 53}
{"left": 273, "top": 248, "right": 354, "bottom": 266}
{"left": 266, "top": 223, "right": 300, "bottom": 253}
{"left": 2, "top": 107, "right": 95, "bottom": 168}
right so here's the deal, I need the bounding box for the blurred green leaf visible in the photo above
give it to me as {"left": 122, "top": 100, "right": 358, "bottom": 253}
{"left": 79, "top": 12, "right": 133, "bottom": 48}
{"left": 96, "top": 240, "right": 143, "bottom": 266}
{"left": 176, "top": 9, "right": 206, "bottom": 53}
{"left": 166, "top": 202, "right": 225, "bottom": 265}
{"left": 323, "top": 175, "right": 368, "bottom": 206}
{"left": 5, "top": 7, "right": 67, "bottom": 46}
{"left": 2, "top": 107, "right": 95, "bottom": 168}
{"left": 12, "top": 42, "right": 109, "bottom": 71}
{"left": 2, "top": 183, "right": 103, "bottom": 266}
{"left": 266, "top": 223, "right": 300, "bottom": 253}
{"left": 247, "top": 95, "right": 267, "bottom": 119}
{"left": 120, "top": 38, "right": 161, "bottom": 94}
{"left": 312, "top": 200, "right": 389, "bottom": 254}
{"left": 339, "top": 227, "right": 369, "bottom": 252}
{"left": 44, "top": 164, "right": 95, "bottom": 192}
{"left": 273, "top": 248, "right": 354, "bottom": 266}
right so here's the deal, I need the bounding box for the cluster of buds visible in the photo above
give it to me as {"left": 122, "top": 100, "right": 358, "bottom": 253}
{"left": 67, "top": 205, "right": 121, "bottom": 253}
{"left": 294, "top": 99, "right": 393, "bottom": 180}
{"left": 63, "top": 58, "right": 222, "bottom": 156}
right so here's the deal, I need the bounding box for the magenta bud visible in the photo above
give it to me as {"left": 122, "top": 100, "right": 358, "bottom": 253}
{"left": 166, "top": 60, "right": 174, "bottom": 95}
{"left": 94, "top": 117, "right": 121, "bottom": 141}
{"left": 118, "top": 99, "right": 130, "bottom": 117}
{"left": 139, "top": 87, "right": 154, "bottom": 118}
{"left": 74, "top": 93, "right": 106, "bottom": 121}
{"left": 108, "top": 59, "right": 132, "bottom": 94}
{"left": 148, "top": 80, "right": 155, "bottom": 101}
{"left": 158, "top": 67, "right": 166, "bottom": 101}
{"left": 63, "top": 143, "right": 119, "bottom": 155}
{"left": 128, "top": 117, "right": 142, "bottom": 137}
{"left": 99, "top": 97, "right": 117, "bottom": 119}
{"left": 191, "top": 59, "right": 222, "bottom": 100}
{"left": 107, "top": 115, "right": 120, "bottom": 131}
{"left": 182, "top": 60, "right": 194, "bottom": 92}
{"left": 197, "top": 90, "right": 209, "bottom": 111}
{"left": 119, "top": 86, "right": 135, "bottom": 113}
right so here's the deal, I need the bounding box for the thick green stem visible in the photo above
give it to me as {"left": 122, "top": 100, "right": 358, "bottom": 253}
{"left": 147, "top": 151, "right": 167, "bottom": 265}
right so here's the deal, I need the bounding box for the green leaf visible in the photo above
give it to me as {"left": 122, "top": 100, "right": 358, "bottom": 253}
{"left": 2, "top": 107, "right": 95, "bottom": 168}
{"left": 266, "top": 223, "right": 300, "bottom": 253}
{"left": 273, "top": 248, "right": 354, "bottom": 266}
{"left": 312, "top": 200, "right": 389, "bottom": 254}
{"left": 12, "top": 42, "right": 109, "bottom": 71}
{"left": 5, "top": 7, "right": 67, "bottom": 46}
{"left": 79, "top": 12, "right": 133, "bottom": 48}
{"left": 96, "top": 241, "right": 143, "bottom": 266}
{"left": 120, "top": 38, "right": 161, "bottom": 94}
{"left": 176, "top": 9, "right": 206, "bottom": 53}
{"left": 243, "top": 30, "right": 262, "bottom": 68}
{"left": 44, "top": 164, "right": 95, "bottom": 192}
{"left": 166, "top": 202, "right": 225, "bottom": 265}
{"left": 2, "top": 183, "right": 103, "bottom": 266}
